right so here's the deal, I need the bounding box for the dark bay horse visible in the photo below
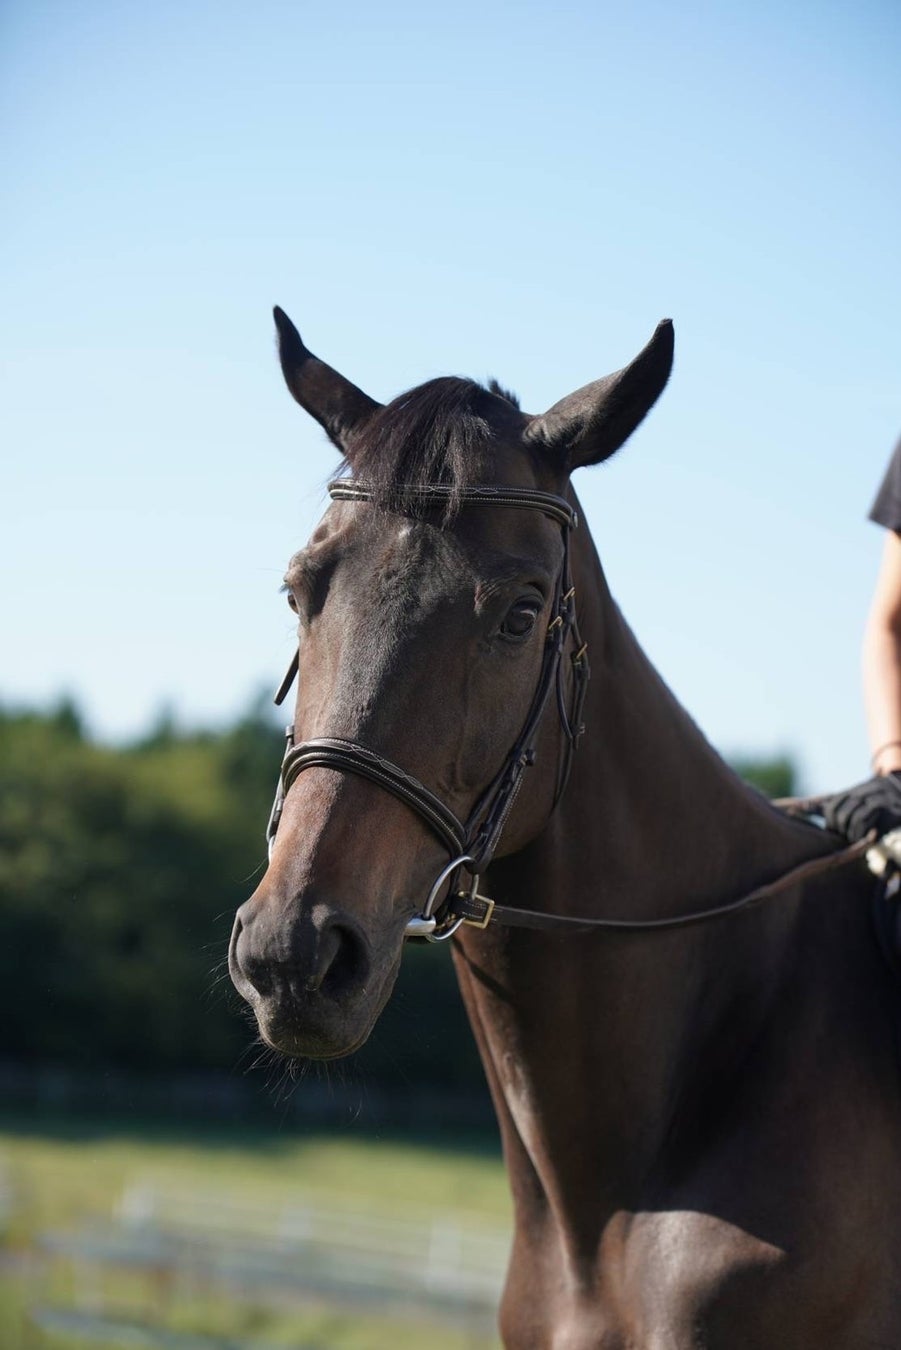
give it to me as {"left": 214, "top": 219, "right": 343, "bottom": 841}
{"left": 230, "top": 309, "right": 901, "bottom": 1348}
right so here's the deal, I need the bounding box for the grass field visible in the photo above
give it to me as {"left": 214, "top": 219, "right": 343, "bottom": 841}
{"left": 0, "top": 1112, "right": 511, "bottom": 1349}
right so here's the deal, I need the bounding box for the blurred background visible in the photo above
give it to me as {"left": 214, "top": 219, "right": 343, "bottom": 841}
{"left": 2, "top": 0, "right": 899, "bottom": 1346}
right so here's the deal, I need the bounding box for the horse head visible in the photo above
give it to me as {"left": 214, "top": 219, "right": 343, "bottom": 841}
{"left": 228, "top": 307, "right": 673, "bottom": 1059}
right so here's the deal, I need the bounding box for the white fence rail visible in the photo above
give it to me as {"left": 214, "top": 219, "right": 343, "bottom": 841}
{"left": 35, "top": 1177, "right": 510, "bottom": 1339}
{"left": 114, "top": 1179, "right": 509, "bottom": 1306}
{"left": 31, "top": 1306, "right": 290, "bottom": 1350}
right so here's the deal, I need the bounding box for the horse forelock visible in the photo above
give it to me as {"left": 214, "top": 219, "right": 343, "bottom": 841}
{"left": 339, "top": 376, "right": 524, "bottom": 510}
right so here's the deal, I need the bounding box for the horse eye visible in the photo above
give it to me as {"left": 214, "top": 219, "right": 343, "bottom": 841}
{"left": 501, "top": 601, "right": 541, "bottom": 640}
{"left": 286, "top": 592, "right": 298, "bottom": 613}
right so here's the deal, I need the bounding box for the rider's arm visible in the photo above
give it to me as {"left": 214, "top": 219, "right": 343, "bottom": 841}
{"left": 863, "top": 529, "right": 901, "bottom": 776}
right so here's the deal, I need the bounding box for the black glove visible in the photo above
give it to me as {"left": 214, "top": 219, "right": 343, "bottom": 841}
{"left": 820, "top": 772, "right": 901, "bottom": 842}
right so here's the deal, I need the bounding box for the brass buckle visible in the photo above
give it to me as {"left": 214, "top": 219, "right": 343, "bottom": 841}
{"left": 462, "top": 892, "right": 495, "bottom": 930}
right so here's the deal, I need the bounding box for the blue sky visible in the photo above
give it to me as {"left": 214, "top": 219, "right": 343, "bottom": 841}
{"left": 3, "top": 0, "right": 900, "bottom": 791}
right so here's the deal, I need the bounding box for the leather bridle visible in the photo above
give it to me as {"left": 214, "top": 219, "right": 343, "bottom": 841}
{"left": 266, "top": 478, "right": 590, "bottom": 941}
{"left": 265, "top": 478, "right": 874, "bottom": 942}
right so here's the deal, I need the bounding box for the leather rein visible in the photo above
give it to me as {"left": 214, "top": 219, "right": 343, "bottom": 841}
{"left": 265, "top": 478, "right": 872, "bottom": 942}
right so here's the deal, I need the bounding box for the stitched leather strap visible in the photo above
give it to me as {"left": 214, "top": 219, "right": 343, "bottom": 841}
{"left": 451, "top": 833, "right": 875, "bottom": 933}
{"left": 282, "top": 737, "right": 467, "bottom": 857}
{"left": 328, "top": 480, "right": 577, "bottom": 531}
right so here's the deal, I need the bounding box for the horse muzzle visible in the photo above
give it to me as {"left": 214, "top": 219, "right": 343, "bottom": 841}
{"left": 228, "top": 893, "right": 396, "bottom": 1059}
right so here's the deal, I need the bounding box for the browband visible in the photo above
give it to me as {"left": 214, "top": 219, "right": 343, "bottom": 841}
{"left": 327, "top": 479, "right": 577, "bottom": 530}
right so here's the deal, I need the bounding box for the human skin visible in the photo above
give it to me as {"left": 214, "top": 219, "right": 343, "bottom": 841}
{"left": 863, "top": 529, "right": 901, "bottom": 774}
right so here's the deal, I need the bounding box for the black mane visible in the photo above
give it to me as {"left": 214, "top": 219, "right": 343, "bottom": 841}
{"left": 341, "top": 376, "right": 522, "bottom": 507}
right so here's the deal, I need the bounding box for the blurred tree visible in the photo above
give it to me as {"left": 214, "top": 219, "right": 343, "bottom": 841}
{"left": 0, "top": 700, "right": 478, "bottom": 1096}
{"left": 729, "top": 754, "right": 797, "bottom": 799}
{"left": 0, "top": 703, "right": 798, "bottom": 1102}
{"left": 50, "top": 695, "right": 84, "bottom": 741}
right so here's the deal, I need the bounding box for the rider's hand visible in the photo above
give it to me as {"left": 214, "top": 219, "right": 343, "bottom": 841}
{"left": 821, "top": 771, "right": 901, "bottom": 842}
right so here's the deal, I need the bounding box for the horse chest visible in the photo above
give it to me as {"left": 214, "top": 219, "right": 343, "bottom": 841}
{"left": 502, "top": 1204, "right": 890, "bottom": 1350}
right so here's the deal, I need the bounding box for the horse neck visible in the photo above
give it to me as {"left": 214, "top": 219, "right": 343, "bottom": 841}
{"left": 555, "top": 517, "right": 830, "bottom": 919}
{"left": 454, "top": 511, "right": 839, "bottom": 1246}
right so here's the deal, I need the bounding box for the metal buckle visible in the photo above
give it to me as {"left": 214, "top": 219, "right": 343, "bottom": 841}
{"left": 454, "top": 869, "right": 495, "bottom": 928}
{"left": 462, "top": 893, "right": 495, "bottom": 930}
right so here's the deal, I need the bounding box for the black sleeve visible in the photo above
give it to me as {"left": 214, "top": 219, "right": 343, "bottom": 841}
{"left": 869, "top": 438, "right": 901, "bottom": 532}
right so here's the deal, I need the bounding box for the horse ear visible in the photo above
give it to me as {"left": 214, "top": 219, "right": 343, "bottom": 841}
{"left": 273, "top": 306, "right": 382, "bottom": 453}
{"left": 527, "top": 319, "right": 674, "bottom": 471}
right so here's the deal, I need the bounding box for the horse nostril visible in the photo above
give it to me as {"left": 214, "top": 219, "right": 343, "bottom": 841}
{"left": 229, "top": 912, "right": 274, "bottom": 1002}
{"left": 315, "top": 921, "right": 370, "bottom": 998}
{"left": 230, "top": 899, "right": 372, "bottom": 1008}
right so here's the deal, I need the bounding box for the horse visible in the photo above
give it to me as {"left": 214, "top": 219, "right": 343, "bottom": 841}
{"left": 229, "top": 308, "right": 901, "bottom": 1348}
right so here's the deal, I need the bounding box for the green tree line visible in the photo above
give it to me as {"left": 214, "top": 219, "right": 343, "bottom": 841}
{"left": 0, "top": 700, "right": 795, "bottom": 1099}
